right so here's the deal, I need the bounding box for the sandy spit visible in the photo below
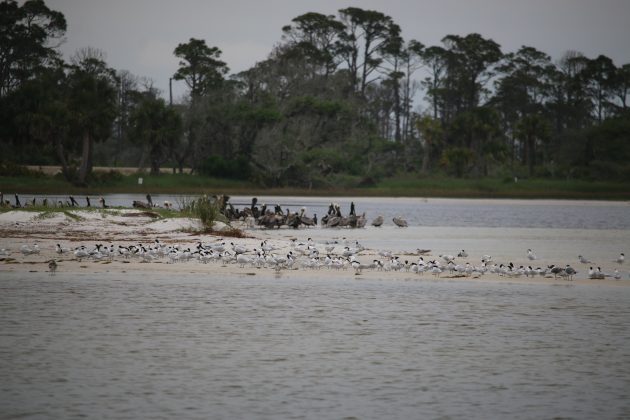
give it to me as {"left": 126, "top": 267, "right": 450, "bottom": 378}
{"left": 0, "top": 209, "right": 627, "bottom": 287}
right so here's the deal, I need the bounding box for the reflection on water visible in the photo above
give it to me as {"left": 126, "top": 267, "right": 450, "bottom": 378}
{"left": 1, "top": 272, "right": 629, "bottom": 419}
{"left": 20, "top": 194, "right": 630, "bottom": 230}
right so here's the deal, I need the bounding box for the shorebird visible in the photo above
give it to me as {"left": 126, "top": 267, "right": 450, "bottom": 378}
{"left": 588, "top": 267, "right": 605, "bottom": 279}
{"left": 20, "top": 244, "right": 40, "bottom": 255}
{"left": 371, "top": 215, "right": 384, "bottom": 227}
{"left": 236, "top": 253, "right": 252, "bottom": 268}
{"left": 457, "top": 249, "right": 468, "bottom": 258}
{"left": 578, "top": 255, "right": 591, "bottom": 264}
{"left": 74, "top": 246, "right": 89, "bottom": 261}
{"left": 527, "top": 249, "right": 537, "bottom": 260}
{"left": 56, "top": 243, "right": 70, "bottom": 254}
{"left": 378, "top": 249, "right": 393, "bottom": 258}
{"left": 231, "top": 242, "right": 247, "bottom": 255}
{"left": 392, "top": 216, "right": 408, "bottom": 227}
{"left": 48, "top": 260, "right": 57, "bottom": 275}
{"left": 431, "top": 266, "right": 442, "bottom": 277}
{"left": 564, "top": 265, "right": 577, "bottom": 280}
{"left": 615, "top": 253, "right": 625, "bottom": 264}
{"left": 549, "top": 265, "right": 563, "bottom": 279}
{"left": 261, "top": 240, "right": 276, "bottom": 253}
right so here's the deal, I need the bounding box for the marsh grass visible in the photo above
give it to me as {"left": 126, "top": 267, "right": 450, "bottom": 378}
{"left": 2, "top": 170, "right": 629, "bottom": 199}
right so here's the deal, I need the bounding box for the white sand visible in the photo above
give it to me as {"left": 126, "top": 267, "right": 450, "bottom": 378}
{"left": 1, "top": 209, "right": 628, "bottom": 286}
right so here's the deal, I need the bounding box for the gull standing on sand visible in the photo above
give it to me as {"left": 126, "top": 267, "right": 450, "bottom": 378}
{"left": 564, "top": 265, "right": 577, "bottom": 280}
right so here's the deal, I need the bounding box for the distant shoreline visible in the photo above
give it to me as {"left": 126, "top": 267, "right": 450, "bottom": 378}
{"left": 1, "top": 166, "right": 628, "bottom": 200}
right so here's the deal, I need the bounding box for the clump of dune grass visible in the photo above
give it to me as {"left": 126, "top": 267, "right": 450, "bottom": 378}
{"left": 179, "top": 195, "right": 229, "bottom": 230}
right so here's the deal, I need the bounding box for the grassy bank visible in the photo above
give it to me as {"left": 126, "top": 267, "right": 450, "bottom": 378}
{"left": 1, "top": 172, "right": 629, "bottom": 200}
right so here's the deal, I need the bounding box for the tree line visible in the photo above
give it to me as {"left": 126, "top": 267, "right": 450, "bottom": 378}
{"left": 1, "top": 0, "right": 629, "bottom": 186}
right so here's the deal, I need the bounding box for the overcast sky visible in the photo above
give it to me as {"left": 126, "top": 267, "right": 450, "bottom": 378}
{"left": 47, "top": 0, "right": 630, "bottom": 101}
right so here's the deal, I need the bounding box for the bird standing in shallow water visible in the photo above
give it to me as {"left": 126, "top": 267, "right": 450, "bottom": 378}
{"left": 48, "top": 260, "right": 57, "bottom": 276}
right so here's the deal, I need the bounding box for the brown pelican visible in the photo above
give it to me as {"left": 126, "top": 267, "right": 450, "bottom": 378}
{"left": 251, "top": 197, "right": 260, "bottom": 218}
{"left": 326, "top": 216, "right": 341, "bottom": 228}
{"left": 371, "top": 215, "right": 384, "bottom": 227}
{"left": 392, "top": 216, "right": 408, "bottom": 227}
{"left": 300, "top": 208, "right": 317, "bottom": 227}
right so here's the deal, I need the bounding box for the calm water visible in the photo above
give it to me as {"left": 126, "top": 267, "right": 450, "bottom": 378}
{"left": 18, "top": 194, "right": 630, "bottom": 230}
{"left": 1, "top": 272, "right": 629, "bottom": 419}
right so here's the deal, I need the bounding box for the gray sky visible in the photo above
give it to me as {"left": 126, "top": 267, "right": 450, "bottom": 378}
{"left": 47, "top": 0, "right": 630, "bottom": 101}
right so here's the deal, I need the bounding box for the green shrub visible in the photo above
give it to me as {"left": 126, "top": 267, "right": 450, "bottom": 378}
{"left": 0, "top": 162, "right": 45, "bottom": 177}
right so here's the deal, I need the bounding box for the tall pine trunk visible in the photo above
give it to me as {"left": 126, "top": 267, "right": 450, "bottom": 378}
{"left": 78, "top": 130, "right": 92, "bottom": 185}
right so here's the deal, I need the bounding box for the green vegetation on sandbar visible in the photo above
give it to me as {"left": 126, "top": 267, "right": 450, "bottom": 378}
{"left": 1, "top": 172, "right": 628, "bottom": 200}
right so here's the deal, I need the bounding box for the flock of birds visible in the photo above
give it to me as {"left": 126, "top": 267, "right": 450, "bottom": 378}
{"left": 1, "top": 192, "right": 113, "bottom": 209}
{"left": 224, "top": 197, "right": 408, "bottom": 229}
{"left": 1, "top": 193, "right": 626, "bottom": 280}
{"left": 1, "top": 193, "right": 409, "bottom": 229}
{"left": 5, "top": 239, "right": 626, "bottom": 282}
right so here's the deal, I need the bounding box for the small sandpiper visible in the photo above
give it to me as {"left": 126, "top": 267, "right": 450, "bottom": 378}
{"left": 48, "top": 260, "right": 58, "bottom": 276}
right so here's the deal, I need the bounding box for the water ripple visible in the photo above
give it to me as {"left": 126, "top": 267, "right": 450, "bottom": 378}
{"left": 1, "top": 273, "right": 629, "bottom": 419}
